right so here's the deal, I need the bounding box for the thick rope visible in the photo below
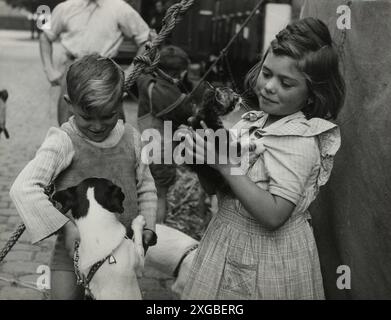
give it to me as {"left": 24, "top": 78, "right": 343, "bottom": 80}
{"left": 0, "top": 185, "right": 55, "bottom": 264}
{"left": 124, "top": 0, "right": 195, "bottom": 92}
{"left": 0, "top": 223, "right": 25, "bottom": 263}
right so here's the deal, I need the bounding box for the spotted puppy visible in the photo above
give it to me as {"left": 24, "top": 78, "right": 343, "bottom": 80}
{"left": 0, "top": 89, "right": 9, "bottom": 139}
{"left": 53, "top": 177, "right": 146, "bottom": 300}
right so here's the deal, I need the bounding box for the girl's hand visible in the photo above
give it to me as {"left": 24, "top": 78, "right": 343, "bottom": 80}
{"left": 184, "top": 121, "right": 241, "bottom": 175}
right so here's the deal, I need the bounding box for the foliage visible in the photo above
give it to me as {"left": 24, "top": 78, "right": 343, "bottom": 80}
{"left": 166, "top": 166, "right": 212, "bottom": 241}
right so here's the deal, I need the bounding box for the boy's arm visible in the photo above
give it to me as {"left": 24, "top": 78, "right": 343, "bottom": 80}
{"left": 9, "top": 127, "right": 74, "bottom": 244}
{"left": 131, "top": 127, "right": 157, "bottom": 232}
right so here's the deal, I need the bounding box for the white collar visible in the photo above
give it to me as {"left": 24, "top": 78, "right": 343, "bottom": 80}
{"left": 67, "top": 117, "right": 125, "bottom": 148}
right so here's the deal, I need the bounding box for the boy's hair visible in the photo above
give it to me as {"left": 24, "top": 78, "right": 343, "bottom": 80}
{"left": 66, "top": 54, "right": 124, "bottom": 113}
{"left": 158, "top": 45, "right": 190, "bottom": 78}
{"left": 245, "top": 17, "right": 345, "bottom": 120}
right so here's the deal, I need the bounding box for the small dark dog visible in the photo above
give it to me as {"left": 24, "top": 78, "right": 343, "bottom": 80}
{"left": 185, "top": 84, "right": 244, "bottom": 195}
{"left": 0, "top": 89, "right": 9, "bottom": 139}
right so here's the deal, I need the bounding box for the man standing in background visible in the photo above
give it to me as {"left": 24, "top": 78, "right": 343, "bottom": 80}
{"left": 150, "top": 0, "right": 166, "bottom": 33}
{"left": 39, "top": 0, "right": 151, "bottom": 125}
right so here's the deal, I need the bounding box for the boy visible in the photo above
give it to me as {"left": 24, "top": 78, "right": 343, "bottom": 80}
{"left": 10, "top": 54, "right": 157, "bottom": 299}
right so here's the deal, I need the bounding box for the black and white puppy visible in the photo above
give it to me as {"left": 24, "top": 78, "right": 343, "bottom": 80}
{"left": 0, "top": 89, "right": 9, "bottom": 139}
{"left": 53, "top": 178, "right": 146, "bottom": 300}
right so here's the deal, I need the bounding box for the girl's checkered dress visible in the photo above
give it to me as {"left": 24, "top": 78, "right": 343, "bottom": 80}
{"left": 182, "top": 111, "right": 340, "bottom": 300}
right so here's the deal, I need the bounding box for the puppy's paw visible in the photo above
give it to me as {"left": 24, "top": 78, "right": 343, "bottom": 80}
{"left": 132, "top": 215, "right": 146, "bottom": 259}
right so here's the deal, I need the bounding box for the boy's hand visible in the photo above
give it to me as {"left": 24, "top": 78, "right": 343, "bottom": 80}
{"left": 142, "top": 228, "right": 157, "bottom": 254}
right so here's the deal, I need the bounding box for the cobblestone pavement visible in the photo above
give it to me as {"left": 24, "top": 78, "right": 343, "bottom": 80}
{"left": 0, "top": 30, "right": 174, "bottom": 300}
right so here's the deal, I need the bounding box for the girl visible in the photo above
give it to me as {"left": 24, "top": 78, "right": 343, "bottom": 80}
{"left": 9, "top": 54, "right": 157, "bottom": 299}
{"left": 181, "top": 17, "right": 345, "bottom": 299}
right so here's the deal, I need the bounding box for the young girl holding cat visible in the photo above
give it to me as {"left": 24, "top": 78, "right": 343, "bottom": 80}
{"left": 181, "top": 17, "right": 345, "bottom": 299}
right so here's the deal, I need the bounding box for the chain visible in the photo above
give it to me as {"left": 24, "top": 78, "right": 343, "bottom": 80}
{"left": 73, "top": 241, "right": 84, "bottom": 286}
{"left": 73, "top": 240, "right": 115, "bottom": 300}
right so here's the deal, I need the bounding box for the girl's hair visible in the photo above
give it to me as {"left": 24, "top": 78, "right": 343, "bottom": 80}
{"left": 245, "top": 17, "right": 345, "bottom": 120}
{"left": 66, "top": 54, "right": 124, "bottom": 114}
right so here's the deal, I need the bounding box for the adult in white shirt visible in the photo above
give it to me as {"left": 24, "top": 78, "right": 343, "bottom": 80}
{"left": 40, "top": 0, "right": 151, "bottom": 125}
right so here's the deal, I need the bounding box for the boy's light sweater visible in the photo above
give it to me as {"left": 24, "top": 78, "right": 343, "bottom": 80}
{"left": 9, "top": 118, "right": 157, "bottom": 244}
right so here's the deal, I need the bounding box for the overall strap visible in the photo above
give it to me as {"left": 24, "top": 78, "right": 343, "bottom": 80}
{"left": 147, "top": 81, "right": 155, "bottom": 115}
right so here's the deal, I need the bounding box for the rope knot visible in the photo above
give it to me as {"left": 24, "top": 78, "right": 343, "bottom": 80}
{"left": 124, "top": 0, "right": 195, "bottom": 91}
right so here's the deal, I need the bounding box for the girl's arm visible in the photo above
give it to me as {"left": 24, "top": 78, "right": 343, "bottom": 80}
{"left": 217, "top": 169, "right": 295, "bottom": 230}
{"left": 186, "top": 130, "right": 293, "bottom": 230}
{"left": 185, "top": 122, "right": 317, "bottom": 230}
{"left": 9, "top": 128, "right": 73, "bottom": 243}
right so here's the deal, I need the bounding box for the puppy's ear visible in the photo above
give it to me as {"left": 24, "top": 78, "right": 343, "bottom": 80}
{"left": 0, "top": 90, "right": 8, "bottom": 102}
{"left": 105, "top": 185, "right": 125, "bottom": 214}
{"left": 52, "top": 186, "right": 77, "bottom": 214}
